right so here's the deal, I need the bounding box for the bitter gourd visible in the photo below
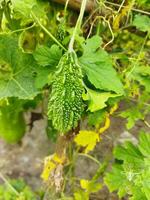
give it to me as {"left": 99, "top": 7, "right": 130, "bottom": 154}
{"left": 48, "top": 51, "right": 84, "bottom": 134}
{"left": 56, "top": 18, "right": 66, "bottom": 42}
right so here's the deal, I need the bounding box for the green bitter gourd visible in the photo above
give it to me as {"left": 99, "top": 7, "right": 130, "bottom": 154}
{"left": 48, "top": 51, "right": 84, "bottom": 134}
{"left": 56, "top": 18, "right": 66, "bottom": 42}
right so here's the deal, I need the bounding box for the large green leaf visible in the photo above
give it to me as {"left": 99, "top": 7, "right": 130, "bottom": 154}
{"left": 104, "top": 164, "right": 127, "bottom": 198}
{"left": 0, "top": 99, "right": 26, "bottom": 143}
{"left": 119, "top": 106, "right": 145, "bottom": 129}
{"left": 11, "top": 0, "right": 48, "bottom": 25}
{"left": 133, "top": 14, "right": 150, "bottom": 32}
{"left": 83, "top": 87, "right": 119, "bottom": 112}
{"left": 105, "top": 132, "right": 150, "bottom": 200}
{"left": 138, "top": 132, "right": 150, "bottom": 157}
{"left": 131, "top": 65, "right": 150, "bottom": 93}
{"left": 33, "top": 44, "right": 62, "bottom": 67}
{"left": 33, "top": 44, "right": 62, "bottom": 88}
{"left": 0, "top": 34, "right": 38, "bottom": 99}
{"left": 79, "top": 36, "right": 124, "bottom": 95}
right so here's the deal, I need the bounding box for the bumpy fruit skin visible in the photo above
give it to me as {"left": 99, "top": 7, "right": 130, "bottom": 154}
{"left": 56, "top": 19, "right": 66, "bottom": 42}
{"left": 0, "top": 109, "right": 26, "bottom": 143}
{"left": 48, "top": 51, "right": 84, "bottom": 133}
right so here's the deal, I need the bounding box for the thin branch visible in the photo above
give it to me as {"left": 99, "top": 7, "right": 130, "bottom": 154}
{"left": 128, "top": 97, "right": 150, "bottom": 107}
{"left": 78, "top": 153, "right": 101, "bottom": 165}
{"left": 126, "top": 32, "right": 149, "bottom": 78}
{"left": 117, "top": 0, "right": 126, "bottom": 13}
{"left": 0, "top": 172, "right": 20, "bottom": 196}
{"left": 105, "top": 1, "right": 150, "bottom": 16}
{"left": 144, "top": 120, "right": 150, "bottom": 128}
{"left": 87, "top": 16, "right": 114, "bottom": 48}
{"left": 31, "top": 12, "right": 67, "bottom": 51}
{"left": 69, "top": 0, "right": 87, "bottom": 51}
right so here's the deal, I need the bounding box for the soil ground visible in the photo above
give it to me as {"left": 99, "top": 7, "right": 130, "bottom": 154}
{"left": 0, "top": 108, "right": 148, "bottom": 199}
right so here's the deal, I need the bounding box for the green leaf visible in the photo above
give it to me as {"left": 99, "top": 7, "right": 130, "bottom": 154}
{"left": 83, "top": 87, "right": 119, "bottom": 112}
{"left": 0, "top": 34, "right": 38, "bottom": 99}
{"left": 132, "top": 65, "right": 150, "bottom": 92}
{"left": 130, "top": 186, "right": 147, "bottom": 200}
{"left": 141, "top": 170, "right": 150, "bottom": 200}
{"left": 105, "top": 132, "right": 150, "bottom": 200}
{"left": 138, "top": 132, "right": 150, "bottom": 157}
{"left": 79, "top": 36, "right": 124, "bottom": 94}
{"left": 0, "top": 179, "right": 37, "bottom": 200}
{"left": 114, "top": 142, "right": 144, "bottom": 170}
{"left": 74, "top": 191, "right": 88, "bottom": 200}
{"left": 133, "top": 14, "right": 150, "bottom": 32}
{"left": 11, "top": 0, "right": 48, "bottom": 25}
{"left": 80, "top": 179, "right": 102, "bottom": 193}
{"left": 120, "top": 106, "right": 144, "bottom": 129}
{"left": 0, "top": 99, "right": 26, "bottom": 143}
{"left": 135, "top": 0, "right": 150, "bottom": 8}
{"left": 33, "top": 45, "right": 62, "bottom": 67}
{"left": 88, "top": 109, "right": 106, "bottom": 127}
{"left": 33, "top": 45, "right": 62, "bottom": 89}
{"left": 34, "top": 67, "right": 52, "bottom": 89}
{"left": 104, "top": 164, "right": 127, "bottom": 198}
{"left": 81, "top": 35, "right": 102, "bottom": 55}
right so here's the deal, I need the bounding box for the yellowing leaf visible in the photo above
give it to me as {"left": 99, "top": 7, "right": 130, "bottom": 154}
{"left": 113, "top": 5, "right": 131, "bottom": 30}
{"left": 74, "top": 191, "right": 89, "bottom": 200}
{"left": 99, "top": 115, "right": 110, "bottom": 134}
{"left": 109, "top": 103, "right": 118, "bottom": 115}
{"left": 80, "top": 179, "right": 90, "bottom": 190}
{"left": 53, "top": 153, "right": 66, "bottom": 164}
{"left": 41, "top": 155, "right": 56, "bottom": 181}
{"left": 83, "top": 88, "right": 119, "bottom": 112}
{"left": 74, "top": 131, "right": 100, "bottom": 153}
{"left": 41, "top": 153, "right": 66, "bottom": 182}
{"left": 80, "top": 179, "right": 102, "bottom": 193}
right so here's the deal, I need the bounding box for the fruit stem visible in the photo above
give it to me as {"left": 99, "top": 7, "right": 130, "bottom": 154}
{"left": 31, "top": 11, "right": 67, "bottom": 51}
{"left": 69, "top": 0, "right": 87, "bottom": 52}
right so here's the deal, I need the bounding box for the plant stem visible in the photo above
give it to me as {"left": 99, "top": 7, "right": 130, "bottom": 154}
{"left": 126, "top": 32, "right": 149, "bottom": 78}
{"left": 64, "top": 0, "right": 70, "bottom": 15}
{"left": 31, "top": 12, "right": 67, "bottom": 51}
{"left": 0, "top": 172, "right": 20, "bottom": 196}
{"left": 105, "top": 1, "right": 150, "bottom": 16}
{"left": 69, "top": 0, "right": 87, "bottom": 52}
{"left": 92, "top": 160, "right": 108, "bottom": 181}
{"left": 78, "top": 153, "right": 101, "bottom": 165}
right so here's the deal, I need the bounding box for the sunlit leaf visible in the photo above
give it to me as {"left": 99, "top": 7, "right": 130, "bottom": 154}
{"left": 83, "top": 88, "right": 119, "bottom": 112}
{"left": 74, "top": 130, "right": 100, "bottom": 153}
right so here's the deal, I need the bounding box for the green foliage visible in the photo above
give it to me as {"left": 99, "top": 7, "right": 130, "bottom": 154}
{"left": 105, "top": 132, "right": 150, "bottom": 200}
{"left": 0, "top": 179, "right": 39, "bottom": 200}
{"left": 83, "top": 87, "right": 119, "bottom": 112}
{"left": 0, "top": 99, "right": 26, "bottom": 143}
{"left": 131, "top": 65, "right": 150, "bottom": 93}
{"left": 79, "top": 36, "right": 124, "bottom": 95}
{"left": 56, "top": 18, "right": 67, "bottom": 42}
{"left": 0, "top": 34, "right": 38, "bottom": 99}
{"left": 48, "top": 51, "right": 84, "bottom": 133}
{"left": 33, "top": 44, "right": 62, "bottom": 67}
{"left": 133, "top": 14, "right": 150, "bottom": 32}
{"left": 88, "top": 109, "right": 106, "bottom": 127}
{"left": 120, "top": 106, "right": 144, "bottom": 129}
{"left": 11, "top": 0, "right": 48, "bottom": 26}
